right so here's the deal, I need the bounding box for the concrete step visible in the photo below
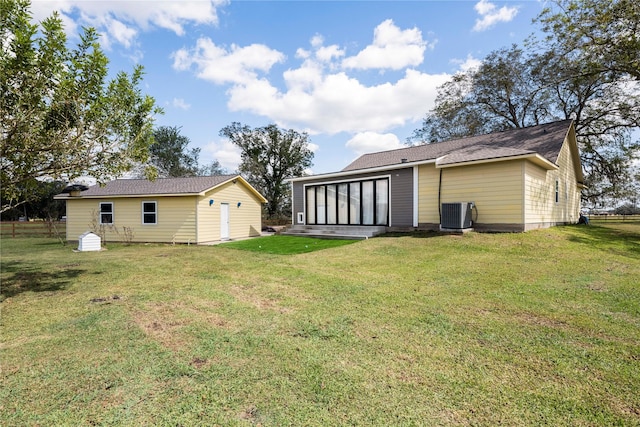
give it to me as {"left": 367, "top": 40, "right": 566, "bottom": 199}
{"left": 282, "top": 225, "right": 386, "bottom": 239}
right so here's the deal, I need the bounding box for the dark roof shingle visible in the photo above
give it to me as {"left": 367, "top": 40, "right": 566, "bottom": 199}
{"left": 342, "top": 120, "right": 573, "bottom": 171}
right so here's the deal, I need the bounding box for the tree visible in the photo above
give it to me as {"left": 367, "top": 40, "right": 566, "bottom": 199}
{"left": 0, "top": 0, "right": 160, "bottom": 213}
{"left": 1, "top": 180, "right": 66, "bottom": 221}
{"left": 537, "top": 0, "right": 640, "bottom": 80}
{"left": 148, "top": 126, "right": 200, "bottom": 177}
{"left": 220, "top": 123, "right": 314, "bottom": 218}
{"left": 410, "top": 2, "right": 640, "bottom": 205}
{"left": 198, "top": 160, "right": 228, "bottom": 176}
{"left": 411, "top": 46, "right": 553, "bottom": 143}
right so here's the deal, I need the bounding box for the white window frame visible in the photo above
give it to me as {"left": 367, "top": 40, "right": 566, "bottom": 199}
{"left": 142, "top": 201, "right": 157, "bottom": 225}
{"left": 99, "top": 202, "right": 114, "bottom": 225}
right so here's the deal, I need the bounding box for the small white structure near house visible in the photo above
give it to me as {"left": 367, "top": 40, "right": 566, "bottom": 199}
{"left": 78, "top": 231, "right": 101, "bottom": 251}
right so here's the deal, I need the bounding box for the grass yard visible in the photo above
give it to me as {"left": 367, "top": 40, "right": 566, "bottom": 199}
{"left": 1, "top": 224, "right": 639, "bottom": 426}
{"left": 222, "top": 235, "right": 358, "bottom": 254}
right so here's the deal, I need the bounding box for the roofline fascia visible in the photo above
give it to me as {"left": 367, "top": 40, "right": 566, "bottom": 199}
{"left": 53, "top": 175, "right": 268, "bottom": 204}
{"left": 288, "top": 159, "right": 436, "bottom": 183}
{"left": 54, "top": 192, "right": 202, "bottom": 200}
{"left": 436, "top": 153, "right": 559, "bottom": 170}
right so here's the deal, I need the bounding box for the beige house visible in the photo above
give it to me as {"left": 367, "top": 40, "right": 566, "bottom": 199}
{"left": 55, "top": 175, "right": 267, "bottom": 244}
{"left": 289, "top": 120, "right": 584, "bottom": 235}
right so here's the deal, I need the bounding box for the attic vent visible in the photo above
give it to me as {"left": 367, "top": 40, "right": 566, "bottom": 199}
{"left": 401, "top": 158, "right": 408, "bottom": 163}
{"left": 441, "top": 202, "right": 474, "bottom": 229}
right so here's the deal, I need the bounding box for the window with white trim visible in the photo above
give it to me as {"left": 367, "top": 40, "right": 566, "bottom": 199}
{"left": 142, "top": 201, "right": 157, "bottom": 224}
{"left": 99, "top": 202, "right": 113, "bottom": 224}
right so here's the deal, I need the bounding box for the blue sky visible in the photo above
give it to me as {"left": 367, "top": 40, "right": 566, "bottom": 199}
{"left": 32, "top": 0, "right": 548, "bottom": 175}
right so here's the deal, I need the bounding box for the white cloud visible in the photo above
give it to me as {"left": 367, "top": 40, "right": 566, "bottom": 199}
{"left": 104, "top": 17, "right": 137, "bottom": 49}
{"left": 342, "top": 19, "right": 429, "bottom": 70}
{"left": 30, "top": 0, "right": 225, "bottom": 48}
{"left": 173, "top": 19, "right": 451, "bottom": 137}
{"left": 172, "top": 38, "right": 285, "bottom": 85}
{"left": 202, "top": 139, "right": 242, "bottom": 172}
{"left": 316, "top": 44, "right": 345, "bottom": 63}
{"left": 452, "top": 54, "right": 482, "bottom": 72}
{"left": 473, "top": 0, "right": 518, "bottom": 32}
{"left": 227, "top": 69, "right": 450, "bottom": 135}
{"left": 171, "top": 98, "right": 191, "bottom": 110}
{"left": 346, "top": 132, "right": 403, "bottom": 157}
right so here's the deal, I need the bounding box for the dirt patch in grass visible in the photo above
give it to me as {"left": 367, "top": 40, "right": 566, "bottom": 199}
{"left": 239, "top": 405, "right": 262, "bottom": 424}
{"left": 131, "top": 299, "right": 238, "bottom": 351}
{"left": 131, "top": 302, "right": 198, "bottom": 351}
{"left": 515, "top": 311, "right": 568, "bottom": 329}
{"left": 132, "top": 308, "right": 191, "bottom": 351}
{"left": 229, "top": 284, "right": 294, "bottom": 314}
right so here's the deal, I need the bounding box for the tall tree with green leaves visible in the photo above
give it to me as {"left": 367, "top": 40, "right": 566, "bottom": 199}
{"left": 0, "top": 0, "right": 161, "bottom": 213}
{"left": 220, "top": 122, "right": 314, "bottom": 218}
{"left": 537, "top": 0, "right": 639, "bottom": 80}
{"left": 410, "top": 0, "right": 639, "bottom": 206}
{"left": 148, "top": 126, "right": 200, "bottom": 178}
{"left": 198, "top": 160, "right": 228, "bottom": 176}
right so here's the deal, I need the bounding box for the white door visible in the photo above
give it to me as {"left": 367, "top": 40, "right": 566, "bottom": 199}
{"left": 220, "top": 203, "right": 230, "bottom": 240}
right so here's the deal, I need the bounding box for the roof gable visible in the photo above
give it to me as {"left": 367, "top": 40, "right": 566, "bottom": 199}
{"left": 343, "top": 120, "right": 574, "bottom": 172}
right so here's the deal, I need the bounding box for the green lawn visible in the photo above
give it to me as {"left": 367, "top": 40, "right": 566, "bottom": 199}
{"left": 1, "top": 224, "right": 639, "bottom": 426}
{"left": 222, "top": 235, "right": 358, "bottom": 254}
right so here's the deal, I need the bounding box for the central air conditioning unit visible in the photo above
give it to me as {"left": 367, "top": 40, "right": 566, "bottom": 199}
{"left": 441, "top": 202, "right": 474, "bottom": 229}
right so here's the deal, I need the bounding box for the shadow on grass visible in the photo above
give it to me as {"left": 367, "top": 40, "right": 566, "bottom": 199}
{"left": 565, "top": 224, "right": 640, "bottom": 259}
{"left": 379, "top": 230, "right": 443, "bottom": 239}
{"left": 1, "top": 260, "right": 85, "bottom": 301}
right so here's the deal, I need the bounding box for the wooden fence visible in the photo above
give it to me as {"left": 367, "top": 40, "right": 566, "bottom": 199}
{"left": 0, "top": 221, "right": 66, "bottom": 238}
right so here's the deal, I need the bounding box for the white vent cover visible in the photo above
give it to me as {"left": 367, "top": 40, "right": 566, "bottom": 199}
{"left": 78, "top": 231, "right": 101, "bottom": 251}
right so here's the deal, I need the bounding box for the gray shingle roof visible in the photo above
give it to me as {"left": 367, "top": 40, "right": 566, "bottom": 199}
{"left": 73, "top": 175, "right": 239, "bottom": 197}
{"left": 342, "top": 120, "right": 573, "bottom": 172}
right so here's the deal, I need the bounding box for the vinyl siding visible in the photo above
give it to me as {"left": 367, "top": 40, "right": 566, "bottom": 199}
{"left": 292, "top": 181, "right": 305, "bottom": 225}
{"left": 389, "top": 168, "right": 413, "bottom": 227}
{"left": 196, "top": 180, "right": 263, "bottom": 243}
{"left": 417, "top": 164, "right": 440, "bottom": 224}
{"left": 418, "top": 161, "right": 524, "bottom": 226}
{"left": 65, "top": 196, "right": 197, "bottom": 243}
{"left": 524, "top": 137, "right": 581, "bottom": 228}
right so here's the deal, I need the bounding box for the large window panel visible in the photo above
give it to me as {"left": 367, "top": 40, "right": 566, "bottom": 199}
{"left": 375, "top": 179, "right": 388, "bottom": 225}
{"left": 349, "top": 182, "right": 361, "bottom": 224}
{"left": 317, "top": 186, "right": 326, "bottom": 224}
{"left": 338, "top": 184, "right": 348, "bottom": 224}
{"left": 306, "top": 187, "right": 316, "bottom": 224}
{"left": 362, "top": 181, "right": 374, "bottom": 225}
{"left": 326, "top": 185, "right": 337, "bottom": 224}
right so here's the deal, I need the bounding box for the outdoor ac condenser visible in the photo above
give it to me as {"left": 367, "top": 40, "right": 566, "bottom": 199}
{"left": 441, "top": 202, "right": 474, "bottom": 229}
